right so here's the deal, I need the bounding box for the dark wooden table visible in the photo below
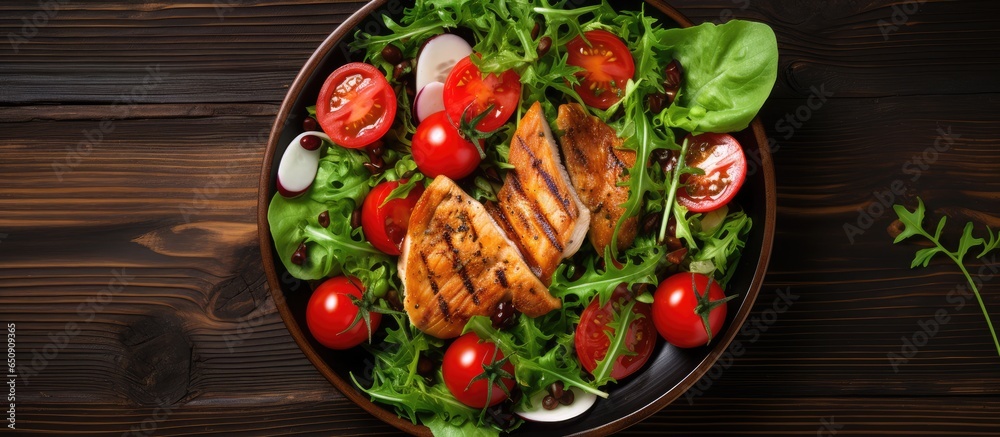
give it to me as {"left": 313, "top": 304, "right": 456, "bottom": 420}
{"left": 3, "top": 0, "right": 1000, "bottom": 435}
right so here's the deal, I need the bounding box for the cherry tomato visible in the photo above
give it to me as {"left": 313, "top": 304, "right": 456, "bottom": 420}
{"left": 412, "top": 110, "right": 482, "bottom": 180}
{"left": 305, "top": 276, "right": 380, "bottom": 350}
{"left": 652, "top": 272, "right": 730, "bottom": 348}
{"left": 316, "top": 62, "right": 396, "bottom": 149}
{"left": 574, "top": 289, "right": 656, "bottom": 380}
{"left": 361, "top": 180, "right": 424, "bottom": 256}
{"left": 677, "top": 133, "right": 747, "bottom": 213}
{"left": 442, "top": 332, "right": 516, "bottom": 409}
{"left": 443, "top": 56, "right": 521, "bottom": 132}
{"left": 566, "top": 30, "right": 635, "bottom": 110}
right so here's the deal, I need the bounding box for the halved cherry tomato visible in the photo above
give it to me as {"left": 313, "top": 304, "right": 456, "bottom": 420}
{"left": 412, "top": 110, "right": 483, "bottom": 180}
{"left": 306, "top": 276, "right": 380, "bottom": 350}
{"left": 677, "top": 133, "right": 747, "bottom": 213}
{"left": 575, "top": 289, "right": 656, "bottom": 380}
{"left": 361, "top": 180, "right": 424, "bottom": 256}
{"left": 652, "top": 272, "right": 731, "bottom": 348}
{"left": 316, "top": 62, "right": 396, "bottom": 148}
{"left": 443, "top": 56, "right": 521, "bottom": 132}
{"left": 566, "top": 30, "right": 635, "bottom": 110}
{"left": 443, "top": 332, "right": 515, "bottom": 408}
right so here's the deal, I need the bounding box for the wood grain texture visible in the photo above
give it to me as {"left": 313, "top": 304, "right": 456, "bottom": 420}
{"left": 1, "top": 0, "right": 1000, "bottom": 435}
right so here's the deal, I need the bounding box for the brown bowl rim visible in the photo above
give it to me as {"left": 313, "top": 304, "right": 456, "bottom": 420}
{"left": 256, "top": 1, "right": 776, "bottom": 435}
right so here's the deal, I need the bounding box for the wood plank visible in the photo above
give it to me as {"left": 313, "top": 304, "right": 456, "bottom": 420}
{"left": 14, "top": 397, "right": 1000, "bottom": 435}
{"left": 2, "top": 0, "right": 1000, "bottom": 105}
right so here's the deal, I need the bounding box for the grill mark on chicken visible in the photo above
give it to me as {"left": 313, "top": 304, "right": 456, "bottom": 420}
{"left": 507, "top": 174, "right": 564, "bottom": 253}
{"left": 441, "top": 225, "right": 480, "bottom": 306}
{"left": 608, "top": 144, "right": 628, "bottom": 171}
{"left": 437, "top": 295, "right": 451, "bottom": 321}
{"left": 460, "top": 211, "right": 479, "bottom": 242}
{"left": 419, "top": 252, "right": 440, "bottom": 295}
{"left": 568, "top": 134, "right": 589, "bottom": 166}
{"left": 495, "top": 269, "right": 509, "bottom": 288}
{"left": 515, "top": 134, "right": 572, "bottom": 211}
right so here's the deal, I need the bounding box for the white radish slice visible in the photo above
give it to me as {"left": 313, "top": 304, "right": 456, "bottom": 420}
{"left": 276, "top": 131, "right": 329, "bottom": 198}
{"left": 514, "top": 387, "right": 597, "bottom": 422}
{"left": 414, "top": 81, "right": 446, "bottom": 122}
{"left": 415, "top": 33, "right": 472, "bottom": 93}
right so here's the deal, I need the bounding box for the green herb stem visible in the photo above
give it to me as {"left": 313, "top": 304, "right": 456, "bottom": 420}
{"left": 893, "top": 198, "right": 1000, "bottom": 358}
{"left": 953, "top": 260, "right": 1000, "bottom": 356}
{"left": 915, "top": 227, "right": 1000, "bottom": 356}
{"left": 659, "top": 138, "right": 689, "bottom": 242}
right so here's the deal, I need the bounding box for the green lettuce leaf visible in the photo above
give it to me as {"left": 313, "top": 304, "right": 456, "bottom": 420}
{"left": 659, "top": 20, "right": 778, "bottom": 133}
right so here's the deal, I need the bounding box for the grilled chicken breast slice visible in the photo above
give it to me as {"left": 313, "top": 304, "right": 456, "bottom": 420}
{"left": 399, "top": 175, "right": 561, "bottom": 339}
{"left": 556, "top": 103, "right": 638, "bottom": 255}
{"left": 488, "top": 102, "right": 590, "bottom": 284}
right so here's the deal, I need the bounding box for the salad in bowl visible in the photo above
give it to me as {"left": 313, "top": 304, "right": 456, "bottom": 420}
{"left": 260, "top": 0, "right": 778, "bottom": 435}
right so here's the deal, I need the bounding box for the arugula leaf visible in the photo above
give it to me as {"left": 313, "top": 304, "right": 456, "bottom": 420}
{"left": 463, "top": 316, "right": 608, "bottom": 400}
{"left": 549, "top": 243, "right": 665, "bottom": 308}
{"left": 892, "top": 199, "right": 928, "bottom": 244}
{"left": 981, "top": 227, "right": 1000, "bottom": 257}
{"left": 891, "top": 198, "right": 1000, "bottom": 357}
{"left": 693, "top": 211, "right": 752, "bottom": 287}
{"left": 610, "top": 79, "right": 676, "bottom": 255}
{"left": 657, "top": 20, "right": 779, "bottom": 134}
{"left": 590, "top": 299, "right": 640, "bottom": 387}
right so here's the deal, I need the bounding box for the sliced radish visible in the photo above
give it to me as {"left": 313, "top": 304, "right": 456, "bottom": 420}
{"left": 514, "top": 387, "right": 597, "bottom": 423}
{"left": 414, "top": 81, "right": 445, "bottom": 122}
{"left": 276, "top": 131, "right": 329, "bottom": 198}
{"left": 415, "top": 33, "right": 473, "bottom": 93}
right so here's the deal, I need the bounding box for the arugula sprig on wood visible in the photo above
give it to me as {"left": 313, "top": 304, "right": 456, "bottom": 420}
{"left": 891, "top": 197, "right": 1000, "bottom": 357}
